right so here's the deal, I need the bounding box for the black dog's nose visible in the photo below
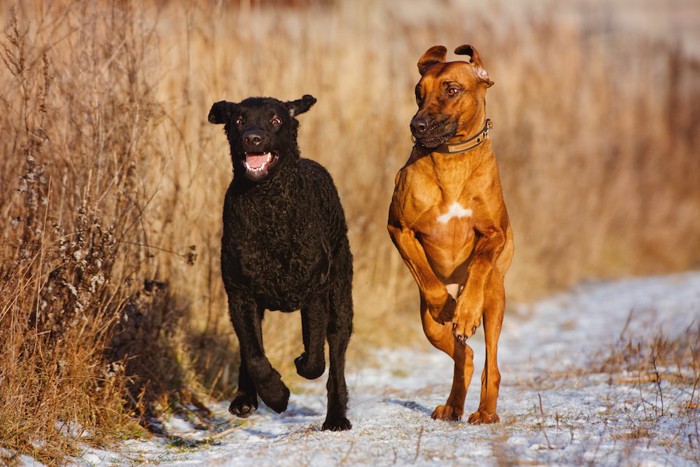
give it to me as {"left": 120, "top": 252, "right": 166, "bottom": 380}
{"left": 243, "top": 131, "right": 263, "bottom": 147}
{"left": 410, "top": 116, "right": 428, "bottom": 136}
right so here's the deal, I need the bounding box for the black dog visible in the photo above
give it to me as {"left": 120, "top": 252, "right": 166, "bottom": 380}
{"left": 208, "top": 95, "right": 353, "bottom": 431}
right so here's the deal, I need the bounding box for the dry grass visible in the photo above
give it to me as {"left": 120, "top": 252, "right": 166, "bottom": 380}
{"left": 591, "top": 317, "right": 700, "bottom": 463}
{"left": 1, "top": 0, "right": 699, "bottom": 462}
{"left": 598, "top": 314, "right": 700, "bottom": 406}
{"left": 489, "top": 314, "right": 700, "bottom": 465}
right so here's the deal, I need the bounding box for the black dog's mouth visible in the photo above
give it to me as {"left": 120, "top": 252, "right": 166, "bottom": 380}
{"left": 242, "top": 151, "right": 279, "bottom": 181}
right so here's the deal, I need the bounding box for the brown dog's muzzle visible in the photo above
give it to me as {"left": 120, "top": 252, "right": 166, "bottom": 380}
{"left": 410, "top": 113, "right": 457, "bottom": 148}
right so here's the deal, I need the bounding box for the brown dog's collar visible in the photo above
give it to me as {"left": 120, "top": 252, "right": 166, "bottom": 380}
{"left": 429, "top": 119, "right": 493, "bottom": 155}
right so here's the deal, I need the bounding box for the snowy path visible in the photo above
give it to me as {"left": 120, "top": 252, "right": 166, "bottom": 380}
{"left": 81, "top": 273, "right": 700, "bottom": 466}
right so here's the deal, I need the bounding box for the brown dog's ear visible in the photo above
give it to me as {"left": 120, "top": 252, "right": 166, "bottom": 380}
{"left": 417, "top": 45, "right": 447, "bottom": 76}
{"left": 208, "top": 100, "right": 236, "bottom": 124}
{"left": 455, "top": 44, "right": 494, "bottom": 87}
{"left": 286, "top": 94, "right": 317, "bottom": 117}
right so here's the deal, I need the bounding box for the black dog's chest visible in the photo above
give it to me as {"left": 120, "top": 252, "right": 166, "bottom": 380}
{"left": 222, "top": 180, "right": 331, "bottom": 308}
{"left": 235, "top": 199, "right": 320, "bottom": 262}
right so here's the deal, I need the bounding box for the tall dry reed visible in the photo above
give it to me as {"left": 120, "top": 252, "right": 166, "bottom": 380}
{"left": 1, "top": 0, "right": 698, "bottom": 461}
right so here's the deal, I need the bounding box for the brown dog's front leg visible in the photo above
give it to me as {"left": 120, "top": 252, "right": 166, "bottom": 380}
{"left": 452, "top": 226, "right": 506, "bottom": 342}
{"left": 387, "top": 224, "right": 454, "bottom": 323}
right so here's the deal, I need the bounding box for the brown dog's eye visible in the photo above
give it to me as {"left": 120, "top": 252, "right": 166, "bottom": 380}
{"left": 415, "top": 85, "right": 424, "bottom": 106}
{"left": 446, "top": 87, "right": 460, "bottom": 97}
{"left": 271, "top": 116, "right": 282, "bottom": 126}
{"left": 235, "top": 116, "right": 244, "bottom": 126}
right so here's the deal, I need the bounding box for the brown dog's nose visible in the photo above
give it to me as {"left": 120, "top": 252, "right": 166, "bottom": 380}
{"left": 243, "top": 131, "right": 263, "bottom": 147}
{"left": 410, "top": 116, "right": 428, "bottom": 136}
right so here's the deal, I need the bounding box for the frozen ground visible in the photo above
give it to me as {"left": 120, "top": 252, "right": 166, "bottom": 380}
{"left": 73, "top": 272, "right": 699, "bottom": 466}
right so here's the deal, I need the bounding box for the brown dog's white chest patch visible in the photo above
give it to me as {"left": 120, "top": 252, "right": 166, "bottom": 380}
{"left": 437, "top": 202, "right": 473, "bottom": 224}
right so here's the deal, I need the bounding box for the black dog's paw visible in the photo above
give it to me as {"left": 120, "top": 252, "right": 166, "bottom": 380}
{"left": 228, "top": 392, "right": 258, "bottom": 418}
{"left": 294, "top": 352, "right": 325, "bottom": 380}
{"left": 322, "top": 415, "right": 352, "bottom": 431}
{"left": 229, "top": 391, "right": 258, "bottom": 418}
{"left": 257, "top": 380, "right": 290, "bottom": 414}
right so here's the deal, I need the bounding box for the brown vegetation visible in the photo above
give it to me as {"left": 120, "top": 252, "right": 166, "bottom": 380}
{"left": 1, "top": 0, "right": 698, "bottom": 462}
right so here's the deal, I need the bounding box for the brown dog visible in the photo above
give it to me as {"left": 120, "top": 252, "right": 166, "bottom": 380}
{"left": 388, "top": 45, "right": 514, "bottom": 424}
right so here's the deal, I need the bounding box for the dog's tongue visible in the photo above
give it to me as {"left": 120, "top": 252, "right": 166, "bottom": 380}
{"left": 246, "top": 153, "right": 269, "bottom": 169}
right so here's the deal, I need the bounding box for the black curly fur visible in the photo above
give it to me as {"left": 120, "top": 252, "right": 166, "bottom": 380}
{"left": 208, "top": 95, "right": 353, "bottom": 431}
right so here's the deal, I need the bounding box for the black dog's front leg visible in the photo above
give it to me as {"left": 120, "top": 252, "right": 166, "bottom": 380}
{"left": 228, "top": 295, "right": 290, "bottom": 414}
{"left": 295, "top": 294, "right": 328, "bottom": 380}
{"left": 229, "top": 357, "right": 258, "bottom": 418}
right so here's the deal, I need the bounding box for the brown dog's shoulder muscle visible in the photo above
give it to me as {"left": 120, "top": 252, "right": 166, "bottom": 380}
{"left": 390, "top": 158, "right": 440, "bottom": 227}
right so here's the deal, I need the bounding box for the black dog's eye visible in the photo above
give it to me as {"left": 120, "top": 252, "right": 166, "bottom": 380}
{"left": 270, "top": 116, "right": 282, "bottom": 126}
{"left": 235, "top": 116, "right": 244, "bottom": 126}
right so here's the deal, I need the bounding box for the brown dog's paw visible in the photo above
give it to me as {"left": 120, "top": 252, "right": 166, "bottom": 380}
{"left": 451, "top": 307, "right": 482, "bottom": 343}
{"left": 431, "top": 404, "right": 463, "bottom": 421}
{"left": 467, "top": 410, "right": 500, "bottom": 424}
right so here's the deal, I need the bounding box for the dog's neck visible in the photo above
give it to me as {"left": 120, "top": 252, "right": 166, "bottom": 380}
{"left": 410, "top": 118, "right": 494, "bottom": 169}
{"left": 432, "top": 119, "right": 492, "bottom": 155}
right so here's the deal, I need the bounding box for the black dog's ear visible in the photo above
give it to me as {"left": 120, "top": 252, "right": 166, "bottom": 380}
{"left": 286, "top": 94, "right": 317, "bottom": 117}
{"left": 208, "top": 101, "right": 236, "bottom": 124}
{"left": 454, "top": 44, "right": 494, "bottom": 87}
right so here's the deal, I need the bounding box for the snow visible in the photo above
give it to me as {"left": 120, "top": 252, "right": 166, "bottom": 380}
{"left": 72, "top": 272, "right": 699, "bottom": 466}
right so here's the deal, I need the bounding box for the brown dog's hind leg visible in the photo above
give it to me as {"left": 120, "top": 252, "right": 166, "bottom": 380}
{"left": 420, "top": 296, "right": 475, "bottom": 421}
{"left": 467, "top": 274, "right": 505, "bottom": 424}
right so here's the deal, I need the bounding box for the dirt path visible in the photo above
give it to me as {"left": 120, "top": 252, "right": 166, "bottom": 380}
{"left": 79, "top": 273, "right": 700, "bottom": 466}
